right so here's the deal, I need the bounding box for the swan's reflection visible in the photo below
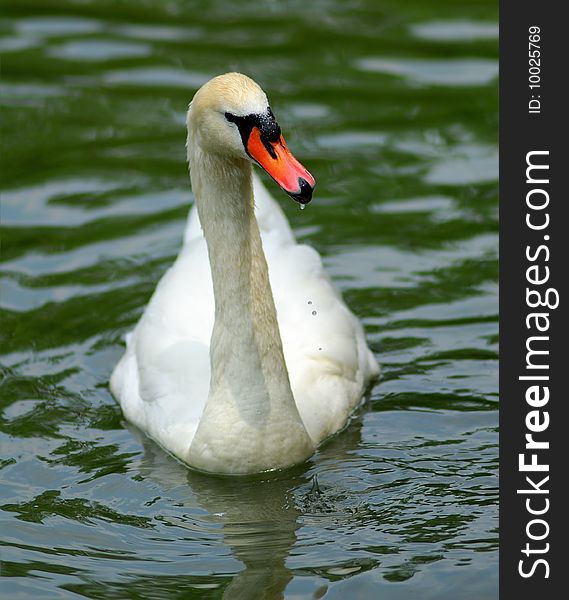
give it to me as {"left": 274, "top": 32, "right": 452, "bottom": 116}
{"left": 132, "top": 428, "right": 311, "bottom": 599}
{"left": 128, "top": 406, "right": 368, "bottom": 599}
{"left": 189, "top": 473, "right": 303, "bottom": 600}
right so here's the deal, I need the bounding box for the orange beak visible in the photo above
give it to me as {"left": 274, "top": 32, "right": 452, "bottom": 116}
{"left": 246, "top": 127, "right": 315, "bottom": 204}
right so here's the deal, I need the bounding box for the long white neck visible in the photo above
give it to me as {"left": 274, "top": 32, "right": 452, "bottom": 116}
{"left": 186, "top": 143, "right": 314, "bottom": 474}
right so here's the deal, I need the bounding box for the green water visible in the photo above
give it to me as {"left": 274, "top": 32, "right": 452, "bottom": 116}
{"left": 1, "top": 0, "right": 498, "bottom": 598}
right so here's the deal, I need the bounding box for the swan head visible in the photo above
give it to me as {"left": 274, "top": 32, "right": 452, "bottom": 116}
{"left": 187, "top": 72, "right": 315, "bottom": 204}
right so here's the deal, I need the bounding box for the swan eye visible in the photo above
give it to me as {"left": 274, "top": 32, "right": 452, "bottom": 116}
{"left": 223, "top": 111, "right": 281, "bottom": 156}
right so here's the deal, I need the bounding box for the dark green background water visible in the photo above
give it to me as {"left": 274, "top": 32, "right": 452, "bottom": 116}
{"left": 0, "top": 1, "right": 498, "bottom": 598}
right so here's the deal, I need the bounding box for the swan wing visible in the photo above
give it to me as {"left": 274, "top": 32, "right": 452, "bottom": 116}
{"left": 111, "top": 237, "right": 213, "bottom": 458}
{"left": 263, "top": 230, "right": 378, "bottom": 443}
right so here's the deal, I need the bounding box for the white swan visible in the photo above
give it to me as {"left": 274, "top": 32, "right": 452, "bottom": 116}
{"left": 111, "top": 73, "right": 379, "bottom": 474}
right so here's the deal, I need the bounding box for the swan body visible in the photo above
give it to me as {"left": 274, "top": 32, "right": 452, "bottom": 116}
{"left": 111, "top": 73, "right": 379, "bottom": 474}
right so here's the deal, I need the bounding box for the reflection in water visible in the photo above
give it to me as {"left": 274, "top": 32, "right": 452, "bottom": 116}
{"left": 131, "top": 413, "right": 371, "bottom": 598}
{"left": 135, "top": 429, "right": 307, "bottom": 599}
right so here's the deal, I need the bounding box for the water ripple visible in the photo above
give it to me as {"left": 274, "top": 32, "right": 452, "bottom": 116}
{"left": 1, "top": 0, "right": 498, "bottom": 597}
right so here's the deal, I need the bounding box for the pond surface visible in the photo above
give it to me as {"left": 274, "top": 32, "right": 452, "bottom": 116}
{"left": 1, "top": 0, "right": 498, "bottom": 598}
